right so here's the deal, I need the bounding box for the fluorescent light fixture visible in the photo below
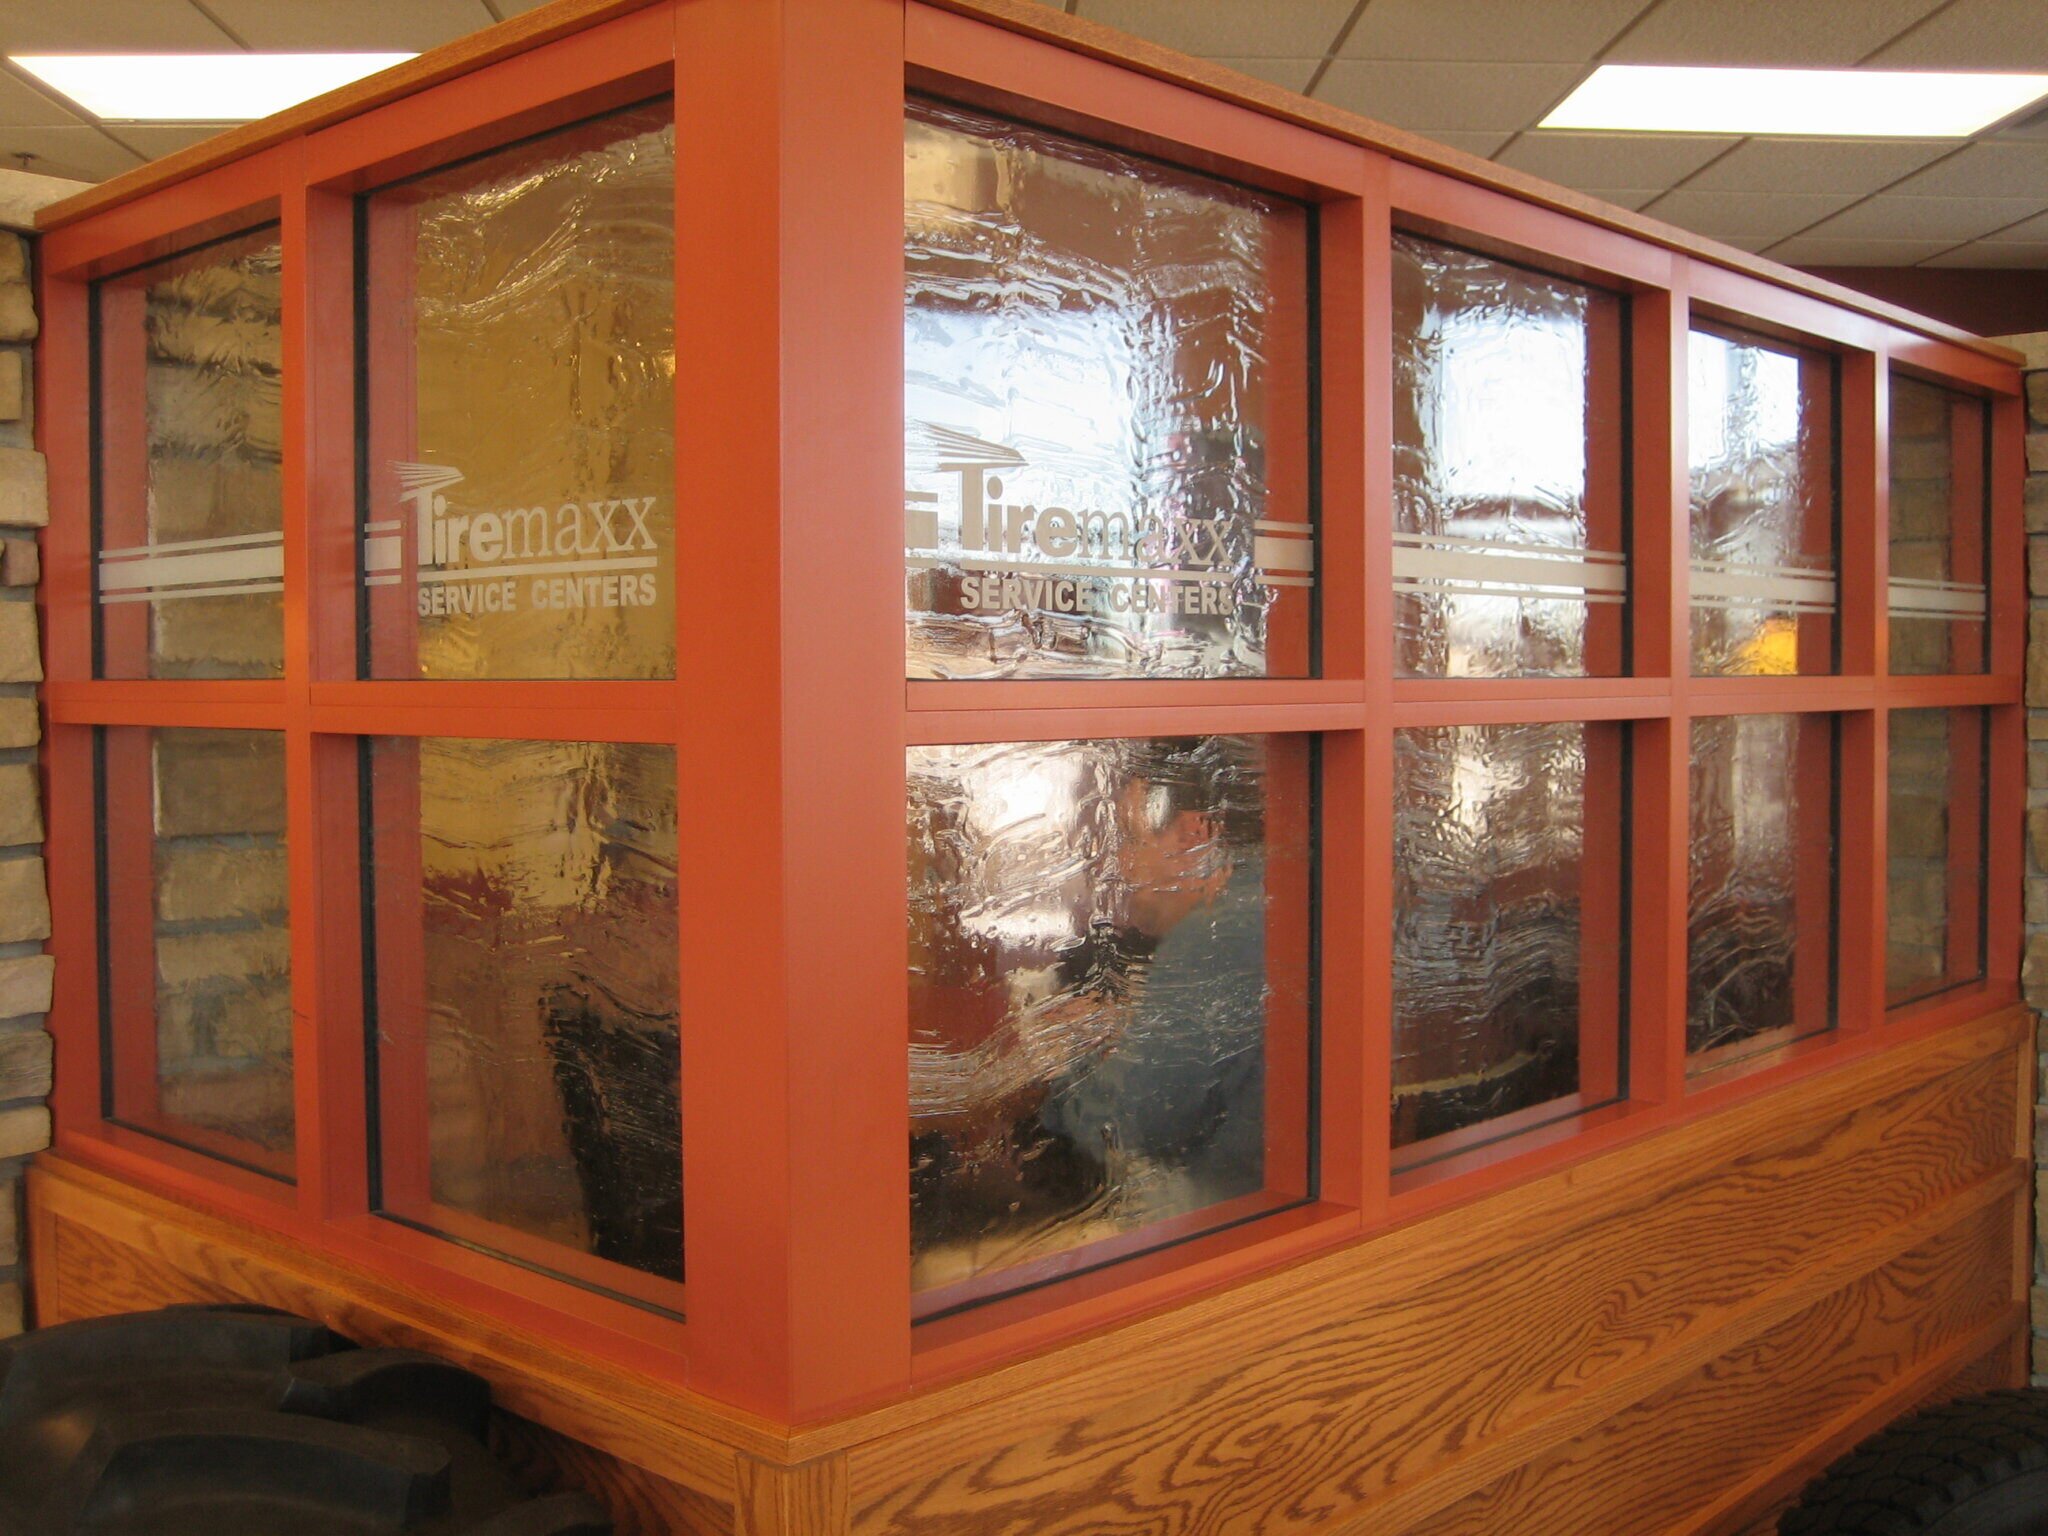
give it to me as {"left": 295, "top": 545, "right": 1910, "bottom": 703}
{"left": 11, "top": 53, "right": 416, "bottom": 122}
{"left": 1541, "top": 64, "right": 2048, "bottom": 136}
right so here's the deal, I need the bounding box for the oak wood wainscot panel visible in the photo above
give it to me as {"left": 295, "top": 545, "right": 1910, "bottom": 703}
{"left": 29, "top": 1007, "right": 2032, "bottom": 1536}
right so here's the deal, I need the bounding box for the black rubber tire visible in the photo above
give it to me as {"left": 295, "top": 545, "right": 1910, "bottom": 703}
{"left": 1780, "top": 1389, "right": 2048, "bottom": 1534}
{"left": 0, "top": 1303, "right": 612, "bottom": 1536}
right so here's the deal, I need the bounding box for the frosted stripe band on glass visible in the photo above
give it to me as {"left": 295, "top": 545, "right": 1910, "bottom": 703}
{"left": 98, "top": 532, "right": 283, "bottom": 603}
{"left": 1887, "top": 578, "right": 1987, "bottom": 619}
{"left": 1688, "top": 561, "right": 1836, "bottom": 610}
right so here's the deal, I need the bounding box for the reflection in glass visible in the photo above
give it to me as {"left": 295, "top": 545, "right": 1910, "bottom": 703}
{"left": 904, "top": 98, "right": 1314, "bottom": 680}
{"left": 1392, "top": 722, "right": 1622, "bottom": 1159}
{"left": 370, "top": 738, "right": 681, "bottom": 1296}
{"left": 1888, "top": 374, "right": 1988, "bottom": 676}
{"left": 94, "top": 228, "right": 284, "bottom": 680}
{"left": 1393, "top": 235, "right": 1627, "bottom": 677}
{"left": 907, "top": 735, "right": 1312, "bottom": 1308}
{"left": 103, "top": 727, "right": 293, "bottom": 1177}
{"left": 1887, "top": 708, "right": 1986, "bottom": 1007}
{"left": 1687, "top": 713, "right": 1835, "bottom": 1067}
{"left": 362, "top": 101, "right": 676, "bottom": 681}
{"left": 1688, "top": 328, "right": 1837, "bottom": 676}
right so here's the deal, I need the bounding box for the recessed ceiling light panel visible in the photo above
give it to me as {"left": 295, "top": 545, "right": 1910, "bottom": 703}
{"left": 1541, "top": 64, "right": 2048, "bottom": 137}
{"left": 11, "top": 53, "right": 417, "bottom": 122}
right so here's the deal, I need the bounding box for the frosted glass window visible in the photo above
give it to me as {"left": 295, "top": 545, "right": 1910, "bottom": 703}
{"left": 1687, "top": 713, "right": 1836, "bottom": 1068}
{"left": 1688, "top": 328, "right": 1838, "bottom": 676}
{"left": 904, "top": 98, "right": 1314, "bottom": 680}
{"left": 361, "top": 101, "right": 676, "bottom": 681}
{"left": 1887, "top": 708, "right": 1986, "bottom": 1007}
{"left": 1888, "top": 374, "right": 1988, "bottom": 676}
{"left": 1393, "top": 235, "right": 1627, "bottom": 677}
{"left": 907, "top": 735, "right": 1313, "bottom": 1312}
{"left": 101, "top": 727, "right": 292, "bottom": 1179}
{"left": 369, "top": 737, "right": 681, "bottom": 1303}
{"left": 1392, "top": 722, "right": 1624, "bottom": 1161}
{"left": 94, "top": 227, "right": 284, "bottom": 680}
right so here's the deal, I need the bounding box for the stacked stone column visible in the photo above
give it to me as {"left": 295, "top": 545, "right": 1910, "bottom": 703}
{"left": 0, "top": 225, "right": 47, "bottom": 1339}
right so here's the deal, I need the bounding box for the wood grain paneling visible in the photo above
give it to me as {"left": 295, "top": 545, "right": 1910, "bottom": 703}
{"left": 26, "top": 1008, "right": 2031, "bottom": 1536}
{"left": 1414, "top": 1200, "right": 2018, "bottom": 1536}
{"left": 491, "top": 1412, "right": 736, "bottom": 1536}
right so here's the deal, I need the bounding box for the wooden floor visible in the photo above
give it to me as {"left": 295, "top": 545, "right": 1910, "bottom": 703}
{"left": 27, "top": 1007, "right": 2032, "bottom": 1536}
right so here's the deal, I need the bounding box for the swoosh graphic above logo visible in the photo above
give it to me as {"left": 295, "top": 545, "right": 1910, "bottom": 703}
{"left": 912, "top": 421, "right": 1028, "bottom": 471}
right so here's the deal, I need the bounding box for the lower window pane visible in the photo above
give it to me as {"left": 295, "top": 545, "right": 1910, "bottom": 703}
{"left": 1392, "top": 721, "right": 1625, "bottom": 1164}
{"left": 907, "top": 735, "right": 1313, "bottom": 1314}
{"left": 1887, "top": 707, "right": 1987, "bottom": 1008}
{"left": 1687, "top": 712, "right": 1836, "bottom": 1068}
{"left": 101, "top": 727, "right": 293, "bottom": 1178}
{"left": 368, "top": 737, "right": 681, "bottom": 1305}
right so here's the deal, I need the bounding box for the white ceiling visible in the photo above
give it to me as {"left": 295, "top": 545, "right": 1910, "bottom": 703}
{"left": 2, "top": 0, "right": 2047, "bottom": 267}
{"left": 1054, "top": 0, "right": 2048, "bottom": 268}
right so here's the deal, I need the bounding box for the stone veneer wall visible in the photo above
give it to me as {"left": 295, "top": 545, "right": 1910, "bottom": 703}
{"left": 0, "top": 222, "right": 49, "bottom": 1340}
{"left": 2011, "top": 332, "right": 2048, "bottom": 1385}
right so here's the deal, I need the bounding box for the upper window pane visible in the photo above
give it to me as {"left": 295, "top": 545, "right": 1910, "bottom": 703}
{"left": 1688, "top": 327, "right": 1838, "bottom": 677}
{"left": 101, "top": 726, "right": 293, "bottom": 1179}
{"left": 361, "top": 101, "right": 676, "bottom": 680}
{"left": 1392, "top": 235, "right": 1627, "bottom": 678}
{"left": 94, "top": 227, "right": 283, "bottom": 680}
{"left": 904, "top": 98, "right": 1314, "bottom": 680}
{"left": 1888, "top": 373, "right": 1988, "bottom": 676}
{"left": 908, "top": 734, "right": 1313, "bottom": 1312}
{"left": 368, "top": 736, "right": 681, "bottom": 1307}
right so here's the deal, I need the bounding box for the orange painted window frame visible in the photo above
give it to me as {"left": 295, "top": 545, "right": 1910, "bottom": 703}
{"left": 30, "top": 0, "right": 2026, "bottom": 1425}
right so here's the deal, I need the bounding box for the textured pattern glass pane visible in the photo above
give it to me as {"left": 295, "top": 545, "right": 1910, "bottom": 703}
{"left": 94, "top": 228, "right": 284, "bottom": 680}
{"left": 103, "top": 727, "right": 292, "bottom": 1178}
{"left": 1392, "top": 235, "right": 1626, "bottom": 678}
{"left": 363, "top": 102, "right": 675, "bottom": 681}
{"left": 904, "top": 98, "right": 1314, "bottom": 680}
{"left": 371, "top": 738, "right": 681, "bottom": 1298}
{"left": 1889, "top": 374, "right": 1988, "bottom": 676}
{"left": 1392, "top": 722, "right": 1622, "bottom": 1160}
{"left": 1687, "top": 713, "right": 1835, "bottom": 1067}
{"left": 908, "top": 735, "right": 1312, "bottom": 1308}
{"left": 1887, "top": 708, "right": 1986, "bottom": 1007}
{"left": 1688, "top": 328, "right": 1837, "bottom": 676}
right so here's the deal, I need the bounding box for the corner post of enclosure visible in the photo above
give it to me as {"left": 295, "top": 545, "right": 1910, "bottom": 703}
{"left": 674, "top": 0, "right": 911, "bottom": 1422}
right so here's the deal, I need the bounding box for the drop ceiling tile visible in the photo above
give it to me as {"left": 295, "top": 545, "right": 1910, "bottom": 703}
{"left": 0, "top": 69, "right": 89, "bottom": 128}
{"left": 1807, "top": 193, "right": 2046, "bottom": 240}
{"left": 200, "top": 0, "right": 492, "bottom": 50}
{"left": 1682, "top": 137, "right": 1956, "bottom": 195}
{"left": 1497, "top": 131, "right": 1738, "bottom": 187}
{"left": 1699, "top": 231, "right": 1775, "bottom": 251}
{"left": 1572, "top": 187, "right": 1665, "bottom": 210}
{"left": 1, "top": 0, "right": 236, "bottom": 51}
{"left": 1644, "top": 188, "right": 1860, "bottom": 239}
{"left": 1983, "top": 209, "right": 2048, "bottom": 241}
{"left": 1886, "top": 141, "right": 2048, "bottom": 200}
{"left": 1408, "top": 129, "right": 1516, "bottom": 158}
{"left": 1920, "top": 240, "right": 2048, "bottom": 266}
{"left": 1336, "top": 0, "right": 1648, "bottom": 63}
{"left": 111, "top": 123, "right": 243, "bottom": 161}
{"left": 1314, "top": 60, "right": 1586, "bottom": 133}
{"left": 1866, "top": 0, "right": 2048, "bottom": 69}
{"left": 1208, "top": 57, "right": 1322, "bottom": 95}
{"left": 1764, "top": 234, "right": 1955, "bottom": 264}
{"left": 1076, "top": 0, "right": 1352, "bottom": 58}
{"left": 1605, "top": 0, "right": 1947, "bottom": 65}
{"left": 0, "top": 124, "right": 145, "bottom": 182}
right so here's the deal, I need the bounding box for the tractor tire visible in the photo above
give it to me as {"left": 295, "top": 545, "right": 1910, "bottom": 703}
{"left": 0, "top": 1302, "right": 612, "bottom": 1536}
{"left": 1780, "top": 1389, "right": 2048, "bottom": 1534}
